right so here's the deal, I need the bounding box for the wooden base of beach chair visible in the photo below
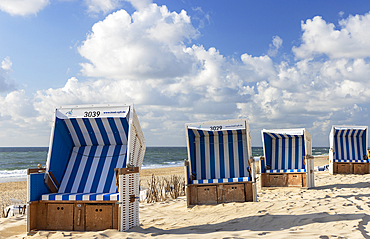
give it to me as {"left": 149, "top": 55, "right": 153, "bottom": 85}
{"left": 186, "top": 182, "right": 255, "bottom": 206}
{"left": 332, "top": 162, "right": 369, "bottom": 174}
{"left": 27, "top": 201, "right": 118, "bottom": 233}
{"left": 260, "top": 173, "right": 307, "bottom": 189}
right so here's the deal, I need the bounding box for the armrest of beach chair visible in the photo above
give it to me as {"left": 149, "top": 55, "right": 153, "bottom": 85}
{"left": 114, "top": 167, "right": 140, "bottom": 189}
{"left": 44, "top": 171, "right": 59, "bottom": 193}
{"left": 114, "top": 167, "right": 140, "bottom": 231}
{"left": 259, "top": 156, "right": 265, "bottom": 174}
{"left": 184, "top": 159, "right": 190, "bottom": 185}
{"left": 27, "top": 169, "right": 51, "bottom": 202}
{"left": 304, "top": 155, "right": 314, "bottom": 172}
{"left": 303, "top": 155, "right": 315, "bottom": 188}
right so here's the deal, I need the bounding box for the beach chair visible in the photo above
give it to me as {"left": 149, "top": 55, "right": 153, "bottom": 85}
{"left": 260, "top": 128, "right": 314, "bottom": 188}
{"left": 329, "top": 126, "right": 369, "bottom": 174}
{"left": 27, "top": 104, "right": 146, "bottom": 234}
{"left": 184, "top": 119, "right": 257, "bottom": 207}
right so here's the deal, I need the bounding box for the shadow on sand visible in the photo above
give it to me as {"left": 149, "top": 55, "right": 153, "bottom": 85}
{"left": 128, "top": 212, "right": 370, "bottom": 238}
{"left": 313, "top": 181, "right": 370, "bottom": 190}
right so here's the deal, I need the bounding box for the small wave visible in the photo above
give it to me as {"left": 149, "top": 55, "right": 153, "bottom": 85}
{"left": 0, "top": 169, "right": 27, "bottom": 183}
{"left": 142, "top": 161, "right": 184, "bottom": 169}
{"left": 0, "top": 169, "right": 27, "bottom": 178}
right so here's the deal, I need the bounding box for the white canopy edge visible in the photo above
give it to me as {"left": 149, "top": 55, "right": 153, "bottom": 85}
{"left": 186, "top": 118, "right": 248, "bottom": 131}
{"left": 55, "top": 104, "right": 132, "bottom": 119}
{"left": 332, "top": 125, "right": 368, "bottom": 131}
{"left": 261, "top": 128, "right": 306, "bottom": 136}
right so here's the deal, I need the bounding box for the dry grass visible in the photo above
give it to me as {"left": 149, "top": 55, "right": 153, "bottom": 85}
{"left": 143, "top": 174, "right": 185, "bottom": 203}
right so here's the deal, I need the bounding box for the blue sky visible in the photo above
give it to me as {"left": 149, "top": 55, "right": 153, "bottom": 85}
{"left": 1, "top": 0, "right": 370, "bottom": 147}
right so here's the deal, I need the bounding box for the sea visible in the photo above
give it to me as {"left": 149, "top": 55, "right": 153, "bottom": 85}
{"left": 0, "top": 147, "right": 329, "bottom": 183}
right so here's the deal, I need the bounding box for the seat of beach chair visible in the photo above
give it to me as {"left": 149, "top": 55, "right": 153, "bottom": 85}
{"left": 334, "top": 159, "right": 368, "bottom": 163}
{"left": 191, "top": 176, "right": 251, "bottom": 185}
{"left": 264, "top": 168, "right": 307, "bottom": 173}
{"left": 40, "top": 192, "right": 119, "bottom": 201}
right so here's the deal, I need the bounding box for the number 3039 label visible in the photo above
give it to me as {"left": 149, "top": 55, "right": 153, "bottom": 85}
{"left": 84, "top": 111, "right": 101, "bottom": 117}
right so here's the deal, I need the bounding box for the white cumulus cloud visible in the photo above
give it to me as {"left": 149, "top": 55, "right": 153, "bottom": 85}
{"left": 0, "top": 0, "right": 49, "bottom": 16}
{"left": 268, "top": 35, "right": 283, "bottom": 57}
{"left": 1, "top": 56, "right": 12, "bottom": 70}
{"left": 125, "top": 0, "right": 152, "bottom": 11}
{"left": 0, "top": 57, "right": 16, "bottom": 93}
{"left": 3, "top": 6, "right": 370, "bottom": 147}
{"left": 78, "top": 4, "right": 199, "bottom": 80}
{"left": 85, "top": 0, "right": 121, "bottom": 14}
{"left": 293, "top": 13, "right": 370, "bottom": 59}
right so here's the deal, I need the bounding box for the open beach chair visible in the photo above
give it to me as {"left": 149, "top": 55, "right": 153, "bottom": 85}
{"left": 329, "top": 125, "right": 369, "bottom": 174}
{"left": 27, "top": 104, "right": 146, "bottom": 234}
{"left": 260, "top": 128, "right": 314, "bottom": 188}
{"left": 184, "top": 119, "right": 257, "bottom": 207}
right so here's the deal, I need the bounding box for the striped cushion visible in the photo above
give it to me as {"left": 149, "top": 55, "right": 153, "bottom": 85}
{"left": 265, "top": 169, "right": 306, "bottom": 173}
{"left": 262, "top": 132, "right": 306, "bottom": 172}
{"left": 41, "top": 192, "right": 119, "bottom": 201}
{"left": 191, "top": 177, "right": 251, "bottom": 185}
{"left": 333, "top": 128, "right": 367, "bottom": 161}
{"left": 187, "top": 129, "right": 251, "bottom": 181}
{"left": 58, "top": 145, "right": 127, "bottom": 194}
{"left": 334, "top": 159, "right": 368, "bottom": 163}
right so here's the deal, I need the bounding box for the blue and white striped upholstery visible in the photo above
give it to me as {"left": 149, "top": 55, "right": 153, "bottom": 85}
{"left": 335, "top": 159, "right": 367, "bottom": 163}
{"left": 332, "top": 128, "right": 367, "bottom": 162}
{"left": 262, "top": 132, "right": 306, "bottom": 173}
{"left": 187, "top": 129, "right": 251, "bottom": 184}
{"left": 43, "top": 116, "right": 129, "bottom": 201}
{"left": 265, "top": 169, "right": 306, "bottom": 173}
{"left": 58, "top": 145, "right": 127, "bottom": 194}
{"left": 192, "top": 177, "right": 251, "bottom": 185}
{"left": 41, "top": 192, "right": 119, "bottom": 201}
{"left": 63, "top": 117, "right": 129, "bottom": 147}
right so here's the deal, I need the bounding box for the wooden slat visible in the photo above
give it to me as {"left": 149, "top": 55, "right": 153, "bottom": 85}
{"left": 288, "top": 174, "right": 303, "bottom": 187}
{"left": 218, "top": 184, "right": 245, "bottom": 203}
{"left": 74, "top": 204, "right": 85, "bottom": 231}
{"left": 114, "top": 167, "right": 139, "bottom": 175}
{"left": 27, "top": 168, "right": 45, "bottom": 175}
{"left": 46, "top": 203, "right": 74, "bottom": 230}
{"left": 49, "top": 171, "right": 60, "bottom": 186}
{"left": 85, "top": 204, "right": 113, "bottom": 231}
{"left": 245, "top": 183, "right": 253, "bottom": 202}
{"left": 45, "top": 174, "right": 58, "bottom": 193}
{"left": 197, "top": 186, "right": 217, "bottom": 205}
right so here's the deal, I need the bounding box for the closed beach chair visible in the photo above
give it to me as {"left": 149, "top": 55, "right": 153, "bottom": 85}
{"left": 184, "top": 119, "right": 257, "bottom": 207}
{"left": 260, "top": 128, "right": 314, "bottom": 188}
{"left": 329, "top": 125, "right": 369, "bottom": 174}
{"left": 27, "top": 104, "right": 146, "bottom": 234}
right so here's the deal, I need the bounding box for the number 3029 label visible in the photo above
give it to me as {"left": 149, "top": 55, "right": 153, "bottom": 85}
{"left": 210, "top": 125, "right": 222, "bottom": 131}
{"left": 84, "top": 111, "right": 101, "bottom": 118}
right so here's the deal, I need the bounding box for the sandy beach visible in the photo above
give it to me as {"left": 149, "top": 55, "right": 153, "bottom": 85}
{"left": 4, "top": 156, "right": 370, "bottom": 238}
